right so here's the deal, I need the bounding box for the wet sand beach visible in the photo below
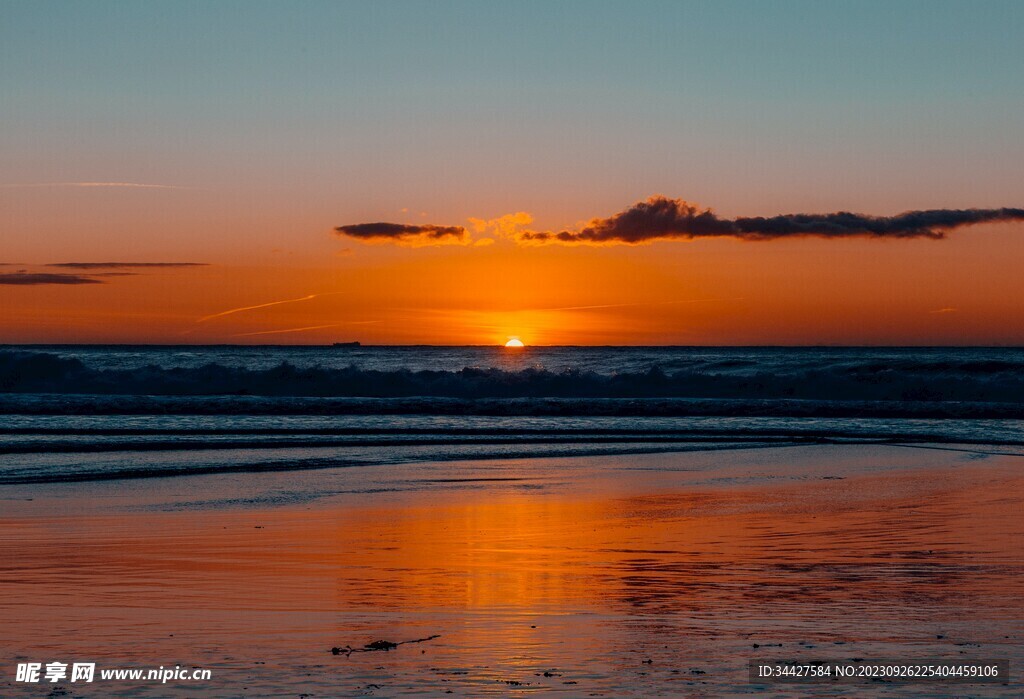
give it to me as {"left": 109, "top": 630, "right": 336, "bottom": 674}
{"left": 1, "top": 444, "right": 1021, "bottom": 697}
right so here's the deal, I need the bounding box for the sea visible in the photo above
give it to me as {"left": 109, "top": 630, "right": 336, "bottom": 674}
{"left": 2, "top": 345, "right": 1023, "bottom": 484}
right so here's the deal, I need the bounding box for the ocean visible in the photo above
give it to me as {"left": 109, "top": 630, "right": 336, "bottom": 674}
{"left": 2, "top": 345, "right": 1023, "bottom": 484}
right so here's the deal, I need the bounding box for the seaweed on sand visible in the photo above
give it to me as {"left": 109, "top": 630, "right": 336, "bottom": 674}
{"left": 331, "top": 635, "right": 441, "bottom": 656}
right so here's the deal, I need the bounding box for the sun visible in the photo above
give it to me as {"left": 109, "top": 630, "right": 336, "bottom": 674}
{"left": 504, "top": 337, "right": 525, "bottom": 348}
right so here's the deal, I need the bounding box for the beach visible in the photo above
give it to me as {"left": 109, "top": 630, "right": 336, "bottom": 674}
{"left": 2, "top": 443, "right": 1020, "bottom": 697}
{"left": 6, "top": 0, "right": 1024, "bottom": 694}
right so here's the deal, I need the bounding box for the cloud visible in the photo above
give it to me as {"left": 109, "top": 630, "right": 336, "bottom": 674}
{"left": 335, "top": 215, "right": 533, "bottom": 247}
{"left": 0, "top": 271, "right": 103, "bottom": 285}
{"left": 0, "top": 182, "right": 189, "bottom": 190}
{"left": 334, "top": 222, "right": 467, "bottom": 245}
{"left": 731, "top": 208, "right": 1024, "bottom": 241}
{"left": 0, "top": 262, "right": 208, "bottom": 286}
{"left": 469, "top": 212, "right": 534, "bottom": 238}
{"left": 520, "top": 196, "right": 1024, "bottom": 244}
{"left": 48, "top": 262, "right": 208, "bottom": 269}
{"left": 339, "top": 197, "right": 1024, "bottom": 248}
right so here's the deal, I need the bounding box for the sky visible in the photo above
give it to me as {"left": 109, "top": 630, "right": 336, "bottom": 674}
{"left": 2, "top": 0, "right": 1023, "bottom": 345}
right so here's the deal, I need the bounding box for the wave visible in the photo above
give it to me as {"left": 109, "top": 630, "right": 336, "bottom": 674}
{"left": 5, "top": 425, "right": 1024, "bottom": 455}
{"left": 4, "top": 433, "right": 1022, "bottom": 484}
{"left": 4, "top": 394, "right": 1024, "bottom": 418}
{"left": 3, "top": 350, "right": 1024, "bottom": 406}
{"left": 0, "top": 441, "right": 779, "bottom": 484}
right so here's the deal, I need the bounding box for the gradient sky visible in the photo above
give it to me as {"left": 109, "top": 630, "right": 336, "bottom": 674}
{"left": 2, "top": 0, "right": 1023, "bottom": 344}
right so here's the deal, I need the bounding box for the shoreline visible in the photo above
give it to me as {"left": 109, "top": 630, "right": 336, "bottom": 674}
{"left": 2, "top": 441, "right": 1020, "bottom": 510}
{"left": 4, "top": 411, "right": 1024, "bottom": 485}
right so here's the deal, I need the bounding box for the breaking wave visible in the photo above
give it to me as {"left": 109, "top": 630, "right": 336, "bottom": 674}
{"left": 4, "top": 347, "right": 1024, "bottom": 483}
{"left": 2, "top": 350, "right": 1024, "bottom": 416}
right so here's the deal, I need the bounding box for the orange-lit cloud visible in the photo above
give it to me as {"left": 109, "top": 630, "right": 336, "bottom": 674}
{"left": 469, "top": 212, "right": 534, "bottom": 238}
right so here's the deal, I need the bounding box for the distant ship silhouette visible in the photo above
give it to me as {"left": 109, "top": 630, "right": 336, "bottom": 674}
{"left": 332, "top": 341, "right": 361, "bottom": 348}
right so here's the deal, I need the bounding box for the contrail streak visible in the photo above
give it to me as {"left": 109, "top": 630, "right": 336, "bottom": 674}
{"left": 198, "top": 292, "right": 346, "bottom": 323}
{"left": 232, "top": 320, "right": 382, "bottom": 337}
{"left": 232, "top": 323, "right": 345, "bottom": 337}
{"left": 539, "top": 298, "right": 742, "bottom": 312}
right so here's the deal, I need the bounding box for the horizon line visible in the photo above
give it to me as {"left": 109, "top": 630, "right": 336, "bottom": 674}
{"left": 1, "top": 342, "right": 1022, "bottom": 350}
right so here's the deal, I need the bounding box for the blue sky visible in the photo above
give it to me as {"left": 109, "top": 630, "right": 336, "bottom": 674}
{"left": 4, "top": 0, "right": 1022, "bottom": 224}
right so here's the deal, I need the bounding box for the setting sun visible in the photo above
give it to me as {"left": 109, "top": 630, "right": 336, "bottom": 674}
{"left": 504, "top": 338, "right": 525, "bottom": 348}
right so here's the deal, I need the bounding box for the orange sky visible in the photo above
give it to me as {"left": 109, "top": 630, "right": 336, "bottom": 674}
{"left": 4, "top": 3, "right": 1023, "bottom": 345}
{"left": 3, "top": 207, "right": 1023, "bottom": 345}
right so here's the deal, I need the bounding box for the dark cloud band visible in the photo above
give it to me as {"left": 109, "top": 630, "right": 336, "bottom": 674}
{"left": 334, "top": 222, "right": 466, "bottom": 242}
{"left": 521, "top": 197, "right": 1024, "bottom": 244}
{"left": 1, "top": 263, "right": 209, "bottom": 286}
{"left": 49, "top": 262, "right": 208, "bottom": 269}
{"left": 0, "top": 272, "right": 103, "bottom": 285}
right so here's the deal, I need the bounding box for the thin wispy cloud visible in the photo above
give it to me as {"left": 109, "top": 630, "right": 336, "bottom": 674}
{"left": 49, "top": 262, "right": 208, "bottom": 269}
{"left": 538, "top": 298, "right": 743, "bottom": 313}
{"left": 336, "top": 196, "right": 1024, "bottom": 247}
{"left": 0, "top": 182, "right": 191, "bottom": 190}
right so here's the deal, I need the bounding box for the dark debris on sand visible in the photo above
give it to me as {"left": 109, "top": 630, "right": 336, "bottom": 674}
{"left": 331, "top": 634, "right": 441, "bottom": 656}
